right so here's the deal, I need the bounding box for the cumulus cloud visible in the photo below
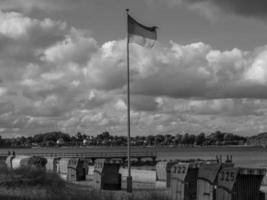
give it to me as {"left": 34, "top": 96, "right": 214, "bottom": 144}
{"left": 115, "top": 95, "right": 161, "bottom": 112}
{"left": 85, "top": 40, "right": 127, "bottom": 91}
{"left": 0, "top": 11, "right": 67, "bottom": 45}
{"left": 186, "top": 0, "right": 267, "bottom": 19}
{"left": 2, "top": 9, "right": 267, "bottom": 136}
{"left": 148, "top": 0, "right": 267, "bottom": 21}
{"left": 186, "top": 99, "right": 265, "bottom": 116}
{"left": 129, "top": 42, "right": 267, "bottom": 99}
{"left": 131, "top": 95, "right": 161, "bottom": 111}
{"left": 0, "top": 10, "right": 98, "bottom": 136}
{"left": 0, "top": 0, "right": 88, "bottom": 13}
{"left": 0, "top": 10, "right": 68, "bottom": 83}
{"left": 42, "top": 28, "right": 98, "bottom": 65}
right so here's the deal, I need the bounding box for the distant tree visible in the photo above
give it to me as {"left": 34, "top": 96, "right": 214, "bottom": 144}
{"left": 0, "top": 129, "right": 250, "bottom": 147}
{"left": 147, "top": 135, "right": 155, "bottom": 146}
{"left": 102, "top": 131, "right": 110, "bottom": 139}
{"left": 41, "top": 140, "right": 56, "bottom": 147}
{"left": 223, "top": 133, "right": 234, "bottom": 141}
{"left": 163, "top": 134, "right": 173, "bottom": 145}
{"left": 33, "top": 134, "right": 44, "bottom": 143}
{"left": 26, "top": 136, "right": 33, "bottom": 145}
{"left": 76, "top": 132, "right": 83, "bottom": 140}
{"left": 113, "top": 136, "right": 127, "bottom": 146}
{"left": 174, "top": 134, "right": 182, "bottom": 145}
{"left": 97, "top": 131, "right": 110, "bottom": 141}
{"left": 31, "top": 132, "right": 70, "bottom": 146}
{"left": 195, "top": 133, "right": 206, "bottom": 145}
{"left": 181, "top": 133, "right": 190, "bottom": 144}
{"left": 155, "top": 134, "right": 164, "bottom": 145}
{"left": 214, "top": 131, "right": 224, "bottom": 142}
{"left": 187, "top": 134, "right": 196, "bottom": 145}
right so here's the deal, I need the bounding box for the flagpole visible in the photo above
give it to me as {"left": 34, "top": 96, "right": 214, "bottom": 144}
{"left": 126, "top": 8, "right": 132, "bottom": 193}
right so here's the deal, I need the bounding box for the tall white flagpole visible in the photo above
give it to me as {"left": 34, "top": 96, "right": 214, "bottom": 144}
{"left": 126, "top": 8, "right": 132, "bottom": 193}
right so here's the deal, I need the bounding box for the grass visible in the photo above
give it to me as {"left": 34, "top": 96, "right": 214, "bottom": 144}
{"left": 0, "top": 164, "right": 171, "bottom": 200}
{"left": 0, "top": 165, "right": 64, "bottom": 189}
{"left": 0, "top": 185, "right": 171, "bottom": 200}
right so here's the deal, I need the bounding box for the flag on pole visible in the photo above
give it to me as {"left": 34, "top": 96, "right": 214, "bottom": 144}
{"left": 125, "top": 10, "right": 157, "bottom": 193}
{"left": 127, "top": 14, "right": 157, "bottom": 48}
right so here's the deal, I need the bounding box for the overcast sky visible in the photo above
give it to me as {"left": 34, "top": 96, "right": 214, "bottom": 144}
{"left": 1, "top": 0, "right": 267, "bottom": 137}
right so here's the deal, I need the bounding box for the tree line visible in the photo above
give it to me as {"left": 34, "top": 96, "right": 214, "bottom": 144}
{"left": 0, "top": 130, "right": 248, "bottom": 148}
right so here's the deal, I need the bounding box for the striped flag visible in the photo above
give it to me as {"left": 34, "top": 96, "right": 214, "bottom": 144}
{"left": 127, "top": 14, "right": 157, "bottom": 48}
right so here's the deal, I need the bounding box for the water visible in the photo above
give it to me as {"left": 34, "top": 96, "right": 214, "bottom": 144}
{"left": 1, "top": 146, "right": 266, "bottom": 168}
{"left": 157, "top": 146, "right": 267, "bottom": 168}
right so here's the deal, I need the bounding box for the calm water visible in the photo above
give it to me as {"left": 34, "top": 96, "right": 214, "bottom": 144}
{"left": 157, "top": 146, "right": 267, "bottom": 168}
{"left": 1, "top": 146, "right": 266, "bottom": 168}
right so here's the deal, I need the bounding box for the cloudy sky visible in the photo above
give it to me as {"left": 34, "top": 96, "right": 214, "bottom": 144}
{"left": 0, "top": 0, "right": 267, "bottom": 137}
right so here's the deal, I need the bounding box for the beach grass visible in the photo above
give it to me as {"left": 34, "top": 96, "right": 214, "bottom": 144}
{"left": 0, "top": 166, "right": 170, "bottom": 200}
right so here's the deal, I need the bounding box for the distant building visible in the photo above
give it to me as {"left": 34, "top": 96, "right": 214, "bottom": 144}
{"left": 247, "top": 138, "right": 267, "bottom": 147}
{"left": 247, "top": 133, "right": 267, "bottom": 147}
{"left": 31, "top": 142, "right": 39, "bottom": 147}
{"left": 83, "top": 139, "right": 89, "bottom": 145}
{"left": 56, "top": 138, "right": 65, "bottom": 145}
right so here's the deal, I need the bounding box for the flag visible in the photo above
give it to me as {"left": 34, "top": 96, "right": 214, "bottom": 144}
{"left": 128, "top": 14, "right": 157, "bottom": 48}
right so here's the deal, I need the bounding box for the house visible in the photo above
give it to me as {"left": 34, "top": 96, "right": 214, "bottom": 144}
{"left": 56, "top": 138, "right": 65, "bottom": 145}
